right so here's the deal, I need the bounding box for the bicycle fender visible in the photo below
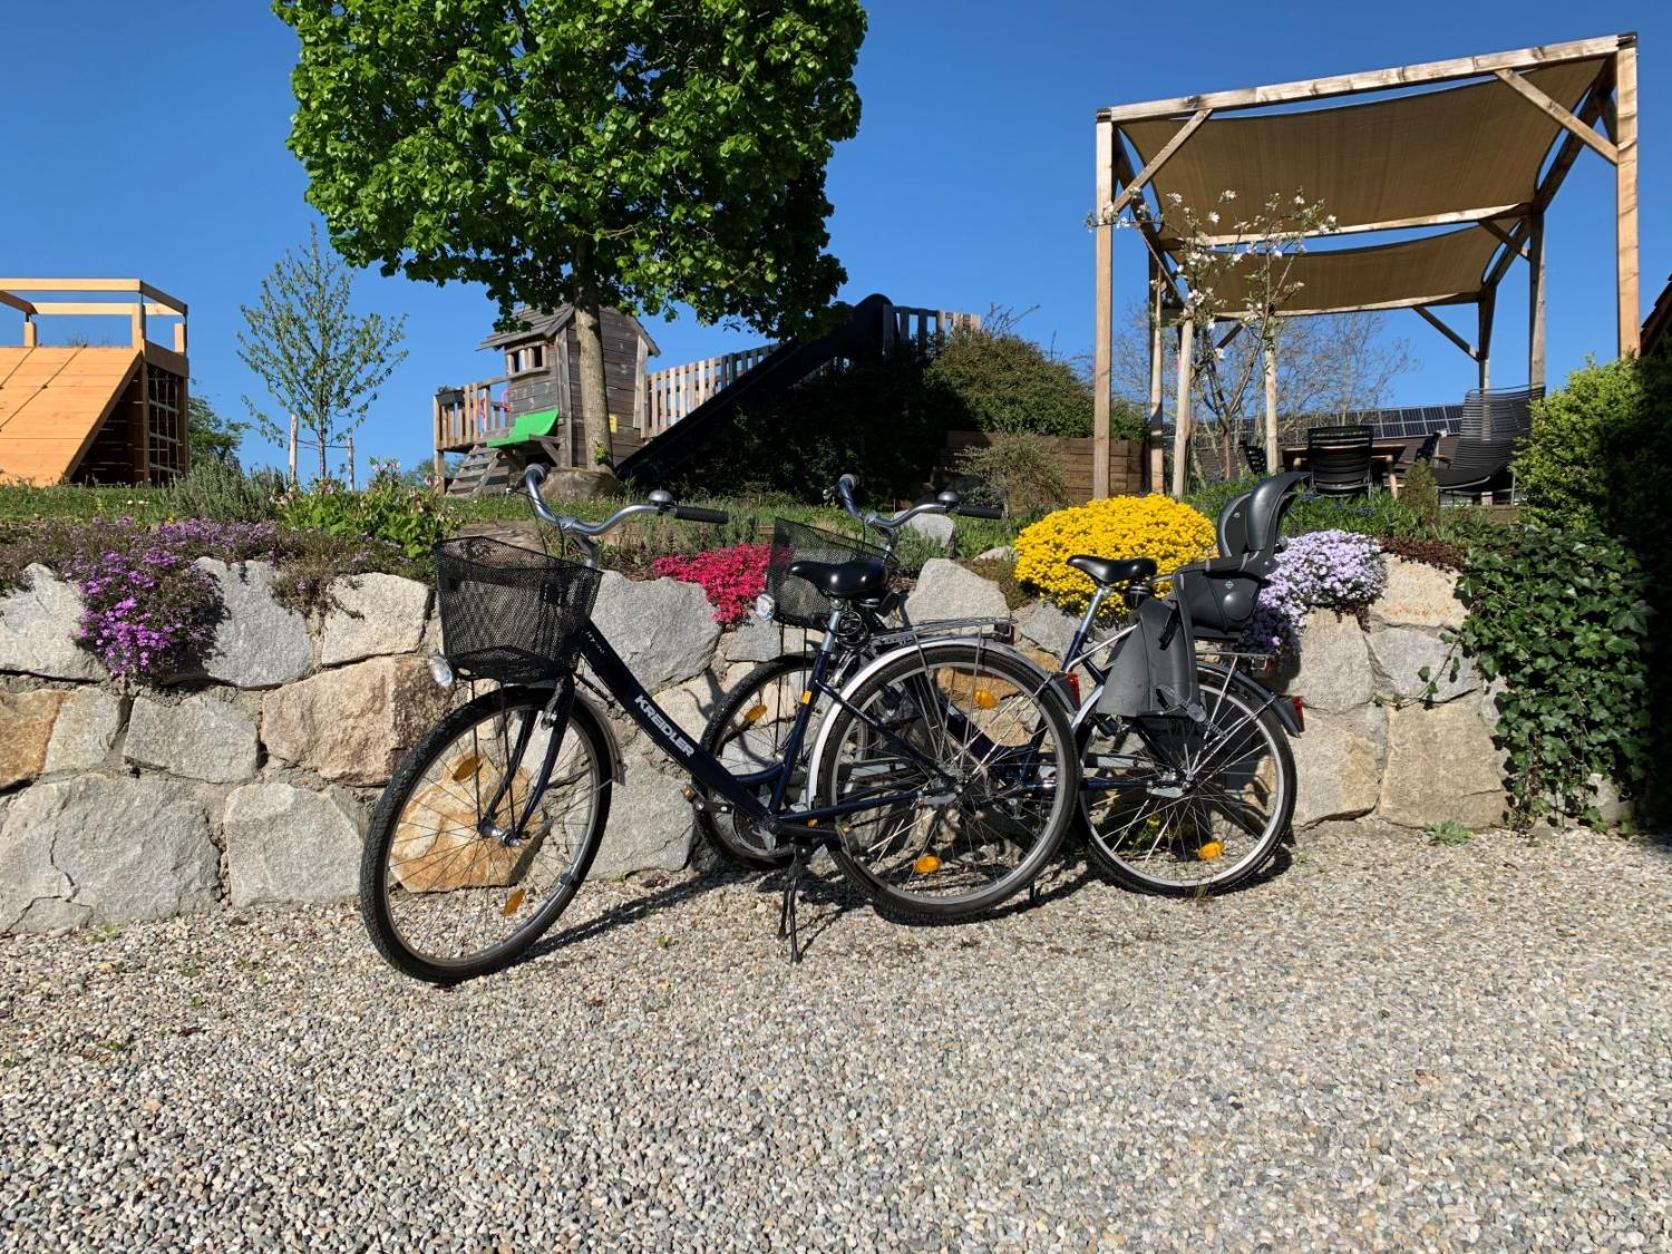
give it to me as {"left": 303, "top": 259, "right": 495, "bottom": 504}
{"left": 1197, "top": 660, "right": 1302, "bottom": 737}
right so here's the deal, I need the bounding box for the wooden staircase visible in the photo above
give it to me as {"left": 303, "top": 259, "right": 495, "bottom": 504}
{"left": 445, "top": 444, "right": 517, "bottom": 497}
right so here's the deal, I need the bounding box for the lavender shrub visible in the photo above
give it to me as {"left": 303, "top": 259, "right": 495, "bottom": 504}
{"left": 1239, "top": 528, "right": 1386, "bottom": 656}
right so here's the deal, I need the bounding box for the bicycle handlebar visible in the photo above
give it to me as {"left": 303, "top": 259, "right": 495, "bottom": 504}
{"left": 834, "top": 474, "right": 1004, "bottom": 542}
{"left": 520, "top": 467, "right": 729, "bottom": 565}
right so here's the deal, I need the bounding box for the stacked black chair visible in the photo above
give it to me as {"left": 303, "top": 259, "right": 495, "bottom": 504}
{"left": 1432, "top": 386, "right": 1541, "bottom": 501}
{"left": 1306, "top": 424, "right": 1374, "bottom": 497}
{"left": 1242, "top": 443, "right": 1269, "bottom": 476}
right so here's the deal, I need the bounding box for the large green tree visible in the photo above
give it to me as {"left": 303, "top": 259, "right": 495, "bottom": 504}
{"left": 275, "top": 0, "right": 866, "bottom": 473}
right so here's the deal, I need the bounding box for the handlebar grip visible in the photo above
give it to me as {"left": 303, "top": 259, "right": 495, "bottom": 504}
{"left": 957, "top": 504, "right": 1004, "bottom": 520}
{"left": 673, "top": 506, "right": 729, "bottom": 524}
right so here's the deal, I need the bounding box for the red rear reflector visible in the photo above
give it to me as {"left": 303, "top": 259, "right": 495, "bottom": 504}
{"left": 1289, "top": 696, "right": 1305, "bottom": 732}
{"left": 1063, "top": 671, "right": 1081, "bottom": 707}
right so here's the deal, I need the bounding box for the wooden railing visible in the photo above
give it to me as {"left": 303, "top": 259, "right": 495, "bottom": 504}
{"left": 643, "top": 343, "right": 777, "bottom": 436}
{"left": 885, "top": 306, "right": 981, "bottom": 353}
{"left": 433, "top": 377, "right": 512, "bottom": 452}
{"left": 0, "top": 277, "right": 188, "bottom": 356}
{"left": 642, "top": 304, "right": 981, "bottom": 434}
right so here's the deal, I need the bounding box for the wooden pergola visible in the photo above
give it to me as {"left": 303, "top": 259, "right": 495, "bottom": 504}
{"left": 1089, "top": 33, "right": 1640, "bottom": 496}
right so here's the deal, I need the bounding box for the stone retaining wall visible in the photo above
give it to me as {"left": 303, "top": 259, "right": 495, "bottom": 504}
{"left": 0, "top": 554, "right": 1591, "bottom": 936}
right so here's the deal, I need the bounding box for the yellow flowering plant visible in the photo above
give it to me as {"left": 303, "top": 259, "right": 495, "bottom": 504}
{"left": 1012, "top": 495, "right": 1217, "bottom": 613}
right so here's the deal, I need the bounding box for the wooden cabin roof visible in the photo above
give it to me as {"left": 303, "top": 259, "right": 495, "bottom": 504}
{"left": 477, "top": 305, "right": 660, "bottom": 357}
{"left": 0, "top": 346, "right": 140, "bottom": 485}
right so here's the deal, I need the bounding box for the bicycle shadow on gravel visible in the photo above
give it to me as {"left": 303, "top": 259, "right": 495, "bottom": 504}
{"left": 748, "top": 858, "right": 1102, "bottom": 960}
{"left": 515, "top": 865, "right": 749, "bottom": 968}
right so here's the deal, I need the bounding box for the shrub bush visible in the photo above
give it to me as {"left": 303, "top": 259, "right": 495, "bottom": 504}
{"left": 650, "top": 543, "right": 770, "bottom": 625}
{"left": 1012, "top": 495, "right": 1216, "bottom": 613}
{"left": 278, "top": 466, "right": 450, "bottom": 558}
{"left": 1518, "top": 354, "right": 1672, "bottom": 546}
{"left": 1457, "top": 526, "right": 1652, "bottom": 826}
{"left": 954, "top": 432, "right": 1069, "bottom": 516}
{"left": 925, "top": 323, "right": 1099, "bottom": 438}
{"left": 163, "top": 460, "right": 285, "bottom": 522}
{"left": 1517, "top": 352, "right": 1672, "bottom": 817}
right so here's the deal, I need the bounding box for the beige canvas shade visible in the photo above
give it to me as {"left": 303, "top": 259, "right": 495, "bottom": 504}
{"left": 1205, "top": 226, "right": 1506, "bottom": 317}
{"left": 1123, "top": 59, "right": 1605, "bottom": 234}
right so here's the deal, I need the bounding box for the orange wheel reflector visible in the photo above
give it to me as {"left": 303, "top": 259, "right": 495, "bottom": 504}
{"left": 742, "top": 704, "right": 767, "bottom": 725}
{"left": 972, "top": 689, "right": 997, "bottom": 710}
{"left": 799, "top": 690, "right": 813, "bottom": 706}
{"left": 451, "top": 754, "right": 482, "bottom": 782}
{"left": 913, "top": 854, "right": 942, "bottom": 875}
{"left": 1198, "top": 841, "right": 1224, "bottom": 861}
{"left": 502, "top": 888, "right": 526, "bottom": 916}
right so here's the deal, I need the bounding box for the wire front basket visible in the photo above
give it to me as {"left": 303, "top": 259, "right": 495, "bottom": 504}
{"left": 435, "top": 536, "right": 601, "bottom": 684}
{"left": 766, "top": 518, "right": 891, "bottom": 629}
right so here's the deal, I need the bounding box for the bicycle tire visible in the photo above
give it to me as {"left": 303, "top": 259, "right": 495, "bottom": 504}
{"left": 694, "top": 654, "right": 814, "bottom": 870}
{"left": 360, "top": 685, "right": 612, "bottom": 984}
{"left": 1080, "top": 674, "right": 1295, "bottom": 896}
{"left": 815, "top": 640, "right": 1078, "bottom": 919}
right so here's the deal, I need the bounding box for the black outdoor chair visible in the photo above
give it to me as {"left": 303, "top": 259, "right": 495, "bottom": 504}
{"left": 1306, "top": 424, "right": 1374, "bottom": 497}
{"left": 1411, "top": 431, "right": 1440, "bottom": 464}
{"left": 1432, "top": 386, "right": 1541, "bottom": 501}
{"left": 1242, "top": 443, "right": 1269, "bottom": 476}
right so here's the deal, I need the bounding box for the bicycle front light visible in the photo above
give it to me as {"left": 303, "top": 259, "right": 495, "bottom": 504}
{"left": 427, "top": 654, "right": 455, "bottom": 689}
{"left": 754, "top": 593, "right": 775, "bottom": 622}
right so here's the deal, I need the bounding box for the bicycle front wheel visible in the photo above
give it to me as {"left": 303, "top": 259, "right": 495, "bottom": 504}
{"left": 814, "top": 641, "right": 1077, "bottom": 918}
{"left": 360, "top": 685, "right": 611, "bottom": 983}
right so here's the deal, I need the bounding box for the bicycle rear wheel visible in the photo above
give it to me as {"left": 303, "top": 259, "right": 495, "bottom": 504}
{"left": 360, "top": 685, "right": 611, "bottom": 983}
{"left": 814, "top": 640, "right": 1077, "bottom": 918}
{"left": 1080, "top": 673, "right": 1294, "bottom": 896}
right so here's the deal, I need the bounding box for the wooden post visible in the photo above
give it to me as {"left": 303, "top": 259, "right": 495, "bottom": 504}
{"left": 1171, "top": 318, "right": 1194, "bottom": 498}
{"left": 1615, "top": 39, "right": 1640, "bottom": 356}
{"left": 1263, "top": 345, "right": 1279, "bottom": 474}
{"left": 22, "top": 319, "right": 36, "bottom": 348}
{"left": 1146, "top": 257, "right": 1165, "bottom": 494}
{"left": 288, "top": 414, "right": 299, "bottom": 488}
{"left": 1477, "top": 291, "right": 1495, "bottom": 392}
{"left": 1527, "top": 212, "right": 1546, "bottom": 391}
{"left": 1092, "top": 117, "right": 1115, "bottom": 499}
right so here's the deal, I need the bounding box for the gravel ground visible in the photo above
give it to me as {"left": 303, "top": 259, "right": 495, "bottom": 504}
{"left": 2, "top": 821, "right": 1669, "bottom": 1251}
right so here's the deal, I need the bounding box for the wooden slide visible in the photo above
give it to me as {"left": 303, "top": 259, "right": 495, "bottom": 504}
{"left": 0, "top": 346, "right": 142, "bottom": 485}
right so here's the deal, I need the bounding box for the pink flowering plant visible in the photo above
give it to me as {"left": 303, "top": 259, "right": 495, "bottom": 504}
{"left": 1238, "top": 528, "right": 1386, "bottom": 656}
{"left": 651, "top": 543, "right": 770, "bottom": 625}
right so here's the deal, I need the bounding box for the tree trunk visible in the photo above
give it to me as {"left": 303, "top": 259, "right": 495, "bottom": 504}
{"left": 317, "top": 417, "right": 328, "bottom": 484}
{"left": 572, "top": 242, "right": 613, "bottom": 471}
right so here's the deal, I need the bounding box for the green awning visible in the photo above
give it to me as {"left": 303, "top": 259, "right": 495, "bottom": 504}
{"left": 486, "top": 407, "right": 562, "bottom": 447}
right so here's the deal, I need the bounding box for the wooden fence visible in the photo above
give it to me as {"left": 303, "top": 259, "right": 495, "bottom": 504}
{"left": 942, "top": 431, "right": 1146, "bottom": 504}
{"left": 642, "top": 306, "right": 982, "bottom": 434}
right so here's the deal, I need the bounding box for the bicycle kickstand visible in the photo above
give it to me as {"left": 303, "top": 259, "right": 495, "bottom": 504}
{"left": 776, "top": 843, "right": 807, "bottom": 965}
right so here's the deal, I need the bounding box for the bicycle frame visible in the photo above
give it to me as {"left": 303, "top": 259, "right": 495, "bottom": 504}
{"left": 571, "top": 610, "right": 972, "bottom": 841}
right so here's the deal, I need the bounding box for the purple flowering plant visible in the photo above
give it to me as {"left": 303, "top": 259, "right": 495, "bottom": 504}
{"left": 58, "top": 518, "right": 294, "bottom": 680}
{"left": 1238, "top": 528, "right": 1386, "bottom": 656}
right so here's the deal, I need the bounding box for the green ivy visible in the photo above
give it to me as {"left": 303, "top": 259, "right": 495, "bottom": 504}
{"left": 1456, "top": 527, "right": 1652, "bottom": 827}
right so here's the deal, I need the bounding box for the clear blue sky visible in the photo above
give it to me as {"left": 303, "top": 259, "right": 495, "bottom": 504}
{"left": 4, "top": 2, "right": 1663, "bottom": 477}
